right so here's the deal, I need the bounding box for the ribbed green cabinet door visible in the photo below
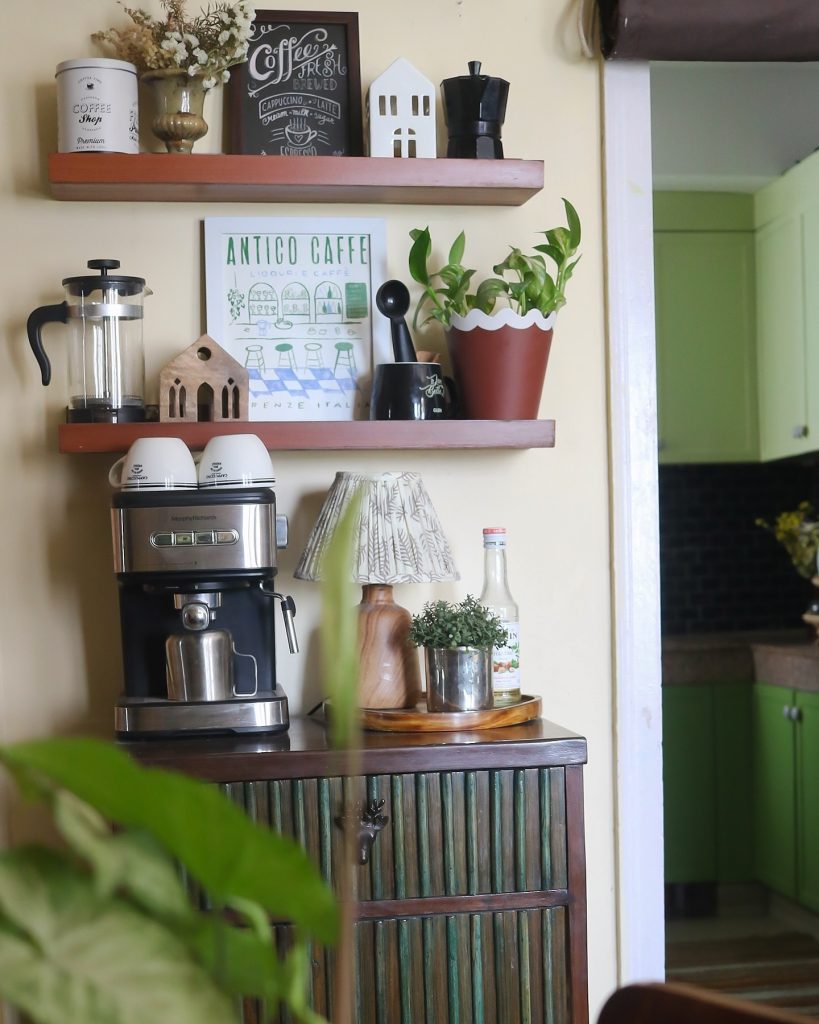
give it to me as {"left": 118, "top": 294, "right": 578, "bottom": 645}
{"left": 753, "top": 683, "right": 797, "bottom": 898}
{"left": 662, "top": 685, "right": 717, "bottom": 881}
{"left": 654, "top": 221, "right": 758, "bottom": 464}
{"left": 755, "top": 214, "right": 809, "bottom": 460}
{"left": 796, "top": 690, "right": 819, "bottom": 912}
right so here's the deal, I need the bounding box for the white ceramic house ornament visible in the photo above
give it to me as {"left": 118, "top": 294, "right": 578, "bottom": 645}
{"left": 368, "top": 58, "right": 437, "bottom": 158}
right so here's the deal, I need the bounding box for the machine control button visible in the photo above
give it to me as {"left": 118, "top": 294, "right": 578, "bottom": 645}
{"left": 216, "top": 530, "right": 239, "bottom": 545}
{"left": 150, "top": 533, "right": 174, "bottom": 547}
{"left": 195, "top": 531, "right": 215, "bottom": 545}
{"left": 174, "top": 532, "right": 194, "bottom": 545}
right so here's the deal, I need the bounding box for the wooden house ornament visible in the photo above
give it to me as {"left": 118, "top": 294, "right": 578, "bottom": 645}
{"left": 368, "top": 58, "right": 437, "bottom": 158}
{"left": 159, "top": 335, "right": 249, "bottom": 423}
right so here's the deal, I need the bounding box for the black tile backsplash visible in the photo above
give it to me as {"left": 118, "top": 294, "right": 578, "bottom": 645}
{"left": 659, "top": 461, "right": 819, "bottom": 635}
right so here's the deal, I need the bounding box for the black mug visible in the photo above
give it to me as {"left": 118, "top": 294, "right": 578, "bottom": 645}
{"left": 370, "top": 362, "right": 456, "bottom": 420}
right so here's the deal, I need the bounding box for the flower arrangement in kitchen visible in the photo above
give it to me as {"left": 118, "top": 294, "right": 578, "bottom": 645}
{"left": 755, "top": 501, "right": 819, "bottom": 579}
{"left": 92, "top": 0, "right": 254, "bottom": 90}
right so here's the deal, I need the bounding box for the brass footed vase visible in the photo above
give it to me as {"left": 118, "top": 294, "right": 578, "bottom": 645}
{"left": 142, "top": 69, "right": 208, "bottom": 154}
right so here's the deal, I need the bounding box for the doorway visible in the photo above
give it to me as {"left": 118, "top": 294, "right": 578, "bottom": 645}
{"left": 604, "top": 58, "right": 819, "bottom": 1010}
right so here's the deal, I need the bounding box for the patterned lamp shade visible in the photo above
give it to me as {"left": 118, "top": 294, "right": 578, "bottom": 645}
{"left": 295, "top": 471, "right": 459, "bottom": 584}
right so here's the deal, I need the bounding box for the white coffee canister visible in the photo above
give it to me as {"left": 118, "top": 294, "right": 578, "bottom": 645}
{"left": 56, "top": 58, "right": 138, "bottom": 153}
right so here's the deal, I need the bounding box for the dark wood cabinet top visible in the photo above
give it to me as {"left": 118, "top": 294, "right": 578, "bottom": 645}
{"left": 123, "top": 716, "right": 587, "bottom": 782}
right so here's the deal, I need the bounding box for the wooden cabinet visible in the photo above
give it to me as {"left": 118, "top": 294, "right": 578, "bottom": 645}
{"left": 653, "top": 192, "right": 758, "bottom": 464}
{"left": 753, "top": 682, "right": 819, "bottom": 912}
{"left": 662, "top": 682, "right": 753, "bottom": 885}
{"left": 126, "top": 717, "right": 589, "bottom": 1024}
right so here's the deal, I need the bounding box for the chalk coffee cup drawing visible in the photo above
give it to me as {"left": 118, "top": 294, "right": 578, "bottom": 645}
{"left": 108, "top": 437, "right": 197, "bottom": 490}
{"left": 197, "top": 433, "right": 275, "bottom": 488}
{"left": 284, "top": 123, "right": 317, "bottom": 147}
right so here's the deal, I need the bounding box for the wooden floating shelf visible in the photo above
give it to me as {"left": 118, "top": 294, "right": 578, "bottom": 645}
{"left": 58, "top": 419, "right": 555, "bottom": 454}
{"left": 48, "top": 153, "right": 544, "bottom": 206}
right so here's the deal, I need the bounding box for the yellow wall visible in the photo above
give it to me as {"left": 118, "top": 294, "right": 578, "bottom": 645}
{"left": 0, "top": 0, "right": 615, "bottom": 1011}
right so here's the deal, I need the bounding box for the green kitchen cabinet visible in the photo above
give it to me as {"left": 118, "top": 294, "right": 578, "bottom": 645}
{"left": 753, "top": 683, "right": 797, "bottom": 898}
{"left": 755, "top": 149, "right": 819, "bottom": 460}
{"left": 753, "top": 683, "right": 819, "bottom": 911}
{"left": 654, "top": 192, "right": 758, "bottom": 464}
{"left": 663, "top": 685, "right": 717, "bottom": 881}
{"left": 755, "top": 214, "right": 808, "bottom": 461}
{"left": 796, "top": 690, "right": 819, "bottom": 912}
{"left": 663, "top": 681, "right": 753, "bottom": 884}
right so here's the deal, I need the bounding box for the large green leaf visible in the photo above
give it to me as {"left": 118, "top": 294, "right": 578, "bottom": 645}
{"left": 0, "top": 740, "right": 338, "bottom": 945}
{"left": 320, "top": 493, "right": 362, "bottom": 752}
{"left": 0, "top": 848, "right": 239, "bottom": 1024}
{"left": 53, "top": 790, "right": 193, "bottom": 923}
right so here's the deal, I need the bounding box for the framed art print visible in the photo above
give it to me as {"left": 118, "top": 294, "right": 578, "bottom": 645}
{"left": 204, "top": 217, "right": 389, "bottom": 421}
{"left": 229, "top": 11, "right": 363, "bottom": 156}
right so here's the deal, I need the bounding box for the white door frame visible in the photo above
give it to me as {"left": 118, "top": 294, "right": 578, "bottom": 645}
{"left": 602, "top": 60, "right": 666, "bottom": 982}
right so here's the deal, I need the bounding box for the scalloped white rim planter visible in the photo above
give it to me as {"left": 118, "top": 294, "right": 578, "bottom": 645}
{"left": 449, "top": 308, "right": 556, "bottom": 332}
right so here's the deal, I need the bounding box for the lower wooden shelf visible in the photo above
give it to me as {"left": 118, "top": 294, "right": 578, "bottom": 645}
{"left": 58, "top": 419, "right": 556, "bottom": 453}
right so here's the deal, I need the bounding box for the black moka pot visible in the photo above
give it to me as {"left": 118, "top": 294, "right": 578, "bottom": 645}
{"left": 441, "top": 60, "right": 510, "bottom": 159}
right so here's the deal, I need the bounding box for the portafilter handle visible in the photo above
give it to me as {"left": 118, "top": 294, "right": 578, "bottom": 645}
{"left": 260, "top": 583, "right": 299, "bottom": 654}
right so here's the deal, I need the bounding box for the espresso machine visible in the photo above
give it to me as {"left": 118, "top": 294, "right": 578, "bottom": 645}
{"left": 111, "top": 487, "right": 297, "bottom": 736}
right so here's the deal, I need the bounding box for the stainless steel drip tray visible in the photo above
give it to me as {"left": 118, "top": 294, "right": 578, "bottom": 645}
{"left": 115, "top": 693, "right": 289, "bottom": 736}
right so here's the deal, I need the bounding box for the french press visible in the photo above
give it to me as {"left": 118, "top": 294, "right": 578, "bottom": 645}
{"left": 27, "top": 259, "right": 148, "bottom": 423}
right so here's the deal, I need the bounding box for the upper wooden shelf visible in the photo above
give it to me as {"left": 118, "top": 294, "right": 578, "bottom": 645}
{"left": 58, "top": 420, "right": 555, "bottom": 454}
{"left": 47, "top": 153, "right": 544, "bottom": 206}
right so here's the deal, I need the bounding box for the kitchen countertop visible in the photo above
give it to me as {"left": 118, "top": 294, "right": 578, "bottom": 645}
{"left": 752, "top": 641, "right": 819, "bottom": 694}
{"left": 662, "top": 630, "right": 805, "bottom": 686}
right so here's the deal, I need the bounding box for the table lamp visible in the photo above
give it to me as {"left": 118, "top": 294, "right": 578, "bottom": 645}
{"left": 295, "top": 471, "right": 459, "bottom": 708}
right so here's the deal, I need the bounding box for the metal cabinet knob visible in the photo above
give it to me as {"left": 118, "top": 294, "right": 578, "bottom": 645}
{"left": 789, "top": 706, "right": 803, "bottom": 722}
{"left": 783, "top": 704, "right": 792, "bottom": 719}
{"left": 335, "top": 799, "right": 388, "bottom": 865}
{"left": 792, "top": 425, "right": 809, "bottom": 439}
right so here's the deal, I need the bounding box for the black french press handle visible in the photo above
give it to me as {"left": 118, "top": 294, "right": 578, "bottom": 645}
{"left": 27, "top": 302, "right": 68, "bottom": 386}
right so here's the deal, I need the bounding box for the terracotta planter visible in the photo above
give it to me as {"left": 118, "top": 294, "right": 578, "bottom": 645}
{"left": 446, "top": 308, "right": 555, "bottom": 419}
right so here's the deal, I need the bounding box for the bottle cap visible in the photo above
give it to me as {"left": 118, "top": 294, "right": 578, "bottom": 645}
{"left": 483, "top": 527, "right": 507, "bottom": 545}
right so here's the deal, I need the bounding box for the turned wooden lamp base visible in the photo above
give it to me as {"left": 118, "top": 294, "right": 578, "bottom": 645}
{"left": 357, "top": 584, "right": 422, "bottom": 709}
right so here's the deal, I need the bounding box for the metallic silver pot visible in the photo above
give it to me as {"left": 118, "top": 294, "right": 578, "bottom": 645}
{"left": 425, "top": 646, "right": 493, "bottom": 712}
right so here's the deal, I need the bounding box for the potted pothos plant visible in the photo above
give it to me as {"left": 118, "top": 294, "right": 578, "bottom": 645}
{"left": 408, "top": 595, "right": 508, "bottom": 712}
{"left": 408, "top": 198, "right": 581, "bottom": 419}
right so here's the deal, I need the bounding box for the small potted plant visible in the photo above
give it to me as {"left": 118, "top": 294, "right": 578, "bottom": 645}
{"left": 408, "top": 595, "right": 508, "bottom": 712}
{"left": 408, "top": 199, "right": 581, "bottom": 419}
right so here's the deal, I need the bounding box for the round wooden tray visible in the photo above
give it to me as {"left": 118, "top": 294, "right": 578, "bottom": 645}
{"left": 360, "top": 694, "right": 542, "bottom": 733}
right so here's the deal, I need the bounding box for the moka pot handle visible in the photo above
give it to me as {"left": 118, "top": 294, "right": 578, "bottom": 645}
{"left": 27, "top": 302, "right": 68, "bottom": 386}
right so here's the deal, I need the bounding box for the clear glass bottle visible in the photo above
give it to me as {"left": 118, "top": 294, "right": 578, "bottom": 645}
{"left": 479, "top": 527, "right": 521, "bottom": 706}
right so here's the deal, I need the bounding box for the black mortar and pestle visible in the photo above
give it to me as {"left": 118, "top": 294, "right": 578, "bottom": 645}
{"left": 370, "top": 281, "right": 456, "bottom": 420}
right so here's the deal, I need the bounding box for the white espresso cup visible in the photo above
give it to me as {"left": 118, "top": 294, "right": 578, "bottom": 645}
{"left": 197, "top": 433, "right": 275, "bottom": 488}
{"left": 108, "top": 437, "right": 198, "bottom": 490}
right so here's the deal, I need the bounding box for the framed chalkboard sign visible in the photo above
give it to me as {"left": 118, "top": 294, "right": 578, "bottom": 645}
{"left": 229, "top": 10, "right": 363, "bottom": 156}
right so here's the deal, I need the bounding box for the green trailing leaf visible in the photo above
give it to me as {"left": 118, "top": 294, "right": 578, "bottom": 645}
{"left": 0, "top": 848, "right": 239, "bottom": 1024}
{"left": 448, "top": 231, "right": 466, "bottom": 266}
{"left": 409, "top": 202, "right": 581, "bottom": 328}
{"left": 320, "top": 491, "right": 363, "bottom": 752}
{"left": 0, "top": 740, "right": 338, "bottom": 946}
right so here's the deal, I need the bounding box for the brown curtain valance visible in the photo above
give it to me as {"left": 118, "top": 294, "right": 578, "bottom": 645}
{"left": 597, "top": 0, "right": 819, "bottom": 60}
